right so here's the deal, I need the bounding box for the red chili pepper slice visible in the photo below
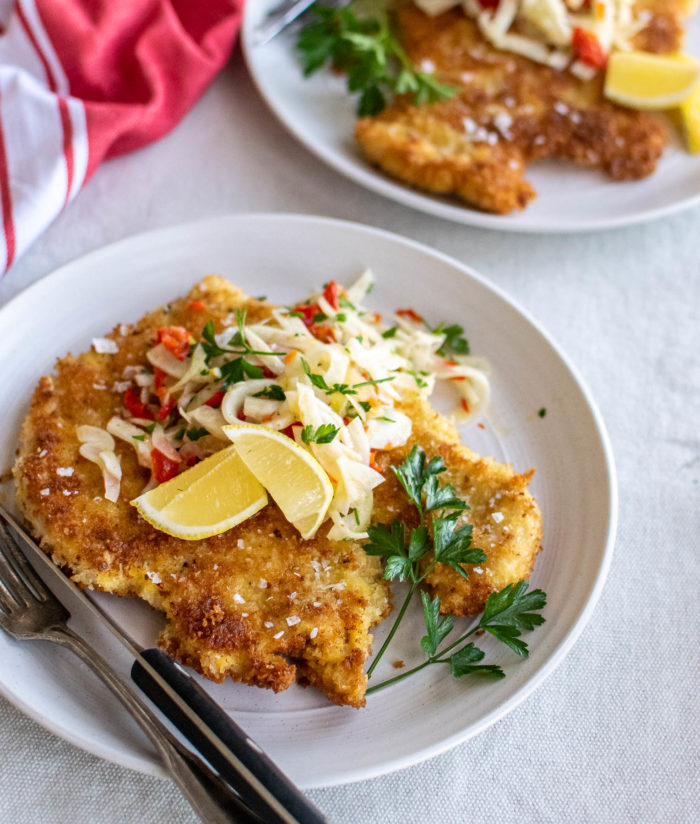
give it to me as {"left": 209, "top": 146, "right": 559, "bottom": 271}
{"left": 187, "top": 300, "right": 205, "bottom": 311}
{"left": 476, "top": 0, "right": 500, "bottom": 8}
{"left": 281, "top": 423, "right": 300, "bottom": 440}
{"left": 396, "top": 308, "right": 424, "bottom": 324}
{"left": 572, "top": 27, "right": 607, "bottom": 68}
{"left": 290, "top": 304, "right": 321, "bottom": 328}
{"left": 310, "top": 324, "right": 336, "bottom": 344}
{"left": 124, "top": 387, "right": 153, "bottom": 420}
{"left": 151, "top": 448, "right": 180, "bottom": 484}
{"left": 153, "top": 367, "right": 168, "bottom": 399}
{"left": 322, "top": 281, "right": 341, "bottom": 311}
{"left": 156, "top": 394, "right": 176, "bottom": 421}
{"left": 157, "top": 326, "right": 191, "bottom": 361}
{"left": 204, "top": 389, "right": 225, "bottom": 408}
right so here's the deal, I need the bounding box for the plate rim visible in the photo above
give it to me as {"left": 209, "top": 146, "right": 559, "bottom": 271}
{"left": 0, "top": 213, "right": 618, "bottom": 786}
{"left": 241, "top": 4, "right": 700, "bottom": 234}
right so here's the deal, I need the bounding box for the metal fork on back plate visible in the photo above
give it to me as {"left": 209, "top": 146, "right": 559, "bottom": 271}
{"left": 0, "top": 517, "right": 261, "bottom": 824}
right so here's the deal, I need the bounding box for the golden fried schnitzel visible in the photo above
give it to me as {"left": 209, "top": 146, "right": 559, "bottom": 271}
{"left": 355, "top": 1, "right": 695, "bottom": 214}
{"left": 14, "top": 277, "right": 541, "bottom": 706}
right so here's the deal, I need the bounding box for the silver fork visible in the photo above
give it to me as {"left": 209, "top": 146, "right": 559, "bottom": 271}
{"left": 0, "top": 519, "right": 260, "bottom": 824}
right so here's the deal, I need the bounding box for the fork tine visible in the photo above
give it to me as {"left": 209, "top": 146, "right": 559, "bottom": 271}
{"left": 0, "top": 520, "right": 49, "bottom": 605}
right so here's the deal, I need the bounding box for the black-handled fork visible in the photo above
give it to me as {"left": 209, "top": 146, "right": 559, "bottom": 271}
{"left": 0, "top": 506, "right": 327, "bottom": 824}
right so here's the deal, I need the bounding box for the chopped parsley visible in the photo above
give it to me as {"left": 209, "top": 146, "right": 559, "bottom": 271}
{"left": 301, "top": 423, "right": 339, "bottom": 445}
{"left": 254, "top": 385, "right": 286, "bottom": 402}
{"left": 433, "top": 322, "right": 470, "bottom": 357}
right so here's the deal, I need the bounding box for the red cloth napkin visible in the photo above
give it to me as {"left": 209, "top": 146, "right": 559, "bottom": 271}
{"left": 0, "top": 0, "right": 243, "bottom": 273}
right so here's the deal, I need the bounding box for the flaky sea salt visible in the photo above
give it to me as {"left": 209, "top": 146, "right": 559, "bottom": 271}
{"left": 492, "top": 512, "right": 504, "bottom": 523}
{"left": 286, "top": 615, "right": 300, "bottom": 627}
{"left": 92, "top": 337, "right": 118, "bottom": 354}
{"left": 273, "top": 630, "right": 284, "bottom": 639}
{"left": 146, "top": 571, "right": 162, "bottom": 584}
{"left": 233, "top": 593, "right": 245, "bottom": 604}
{"left": 310, "top": 627, "right": 318, "bottom": 639}
{"left": 40, "top": 488, "right": 50, "bottom": 496}
{"left": 56, "top": 467, "right": 74, "bottom": 477}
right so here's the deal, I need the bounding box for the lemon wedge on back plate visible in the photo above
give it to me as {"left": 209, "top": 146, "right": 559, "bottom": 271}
{"left": 680, "top": 81, "right": 700, "bottom": 153}
{"left": 132, "top": 445, "right": 268, "bottom": 540}
{"left": 604, "top": 52, "right": 700, "bottom": 110}
{"left": 223, "top": 424, "right": 333, "bottom": 540}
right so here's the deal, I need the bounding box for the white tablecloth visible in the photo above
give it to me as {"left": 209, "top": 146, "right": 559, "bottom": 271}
{"left": 1, "top": 50, "right": 698, "bottom": 824}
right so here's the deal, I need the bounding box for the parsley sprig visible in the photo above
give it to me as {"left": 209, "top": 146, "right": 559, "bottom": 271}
{"left": 366, "top": 582, "right": 547, "bottom": 693}
{"left": 363, "top": 446, "right": 547, "bottom": 689}
{"left": 364, "top": 446, "right": 485, "bottom": 676}
{"left": 297, "top": 3, "right": 458, "bottom": 116}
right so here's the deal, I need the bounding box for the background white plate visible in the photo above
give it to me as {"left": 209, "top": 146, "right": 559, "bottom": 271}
{"left": 0, "top": 214, "right": 616, "bottom": 787}
{"left": 242, "top": 3, "right": 700, "bottom": 233}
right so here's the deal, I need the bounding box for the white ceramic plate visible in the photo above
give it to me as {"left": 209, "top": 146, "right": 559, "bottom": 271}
{"left": 0, "top": 214, "right": 616, "bottom": 787}
{"left": 242, "top": 3, "right": 700, "bottom": 233}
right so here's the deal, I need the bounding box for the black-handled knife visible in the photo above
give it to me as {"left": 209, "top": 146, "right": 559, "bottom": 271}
{"left": 0, "top": 506, "right": 327, "bottom": 824}
{"left": 132, "top": 649, "right": 325, "bottom": 824}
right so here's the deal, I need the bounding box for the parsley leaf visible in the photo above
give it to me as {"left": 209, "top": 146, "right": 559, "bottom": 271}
{"left": 392, "top": 445, "right": 442, "bottom": 512}
{"left": 186, "top": 427, "right": 209, "bottom": 442}
{"left": 301, "top": 423, "right": 340, "bottom": 444}
{"left": 219, "top": 357, "right": 264, "bottom": 388}
{"left": 384, "top": 554, "right": 412, "bottom": 582}
{"left": 381, "top": 326, "right": 397, "bottom": 339}
{"left": 477, "top": 581, "right": 547, "bottom": 657}
{"left": 364, "top": 521, "right": 405, "bottom": 558}
{"left": 449, "top": 644, "right": 505, "bottom": 680}
{"left": 423, "top": 474, "right": 468, "bottom": 513}
{"left": 432, "top": 515, "right": 486, "bottom": 580}
{"left": 434, "top": 322, "right": 470, "bottom": 357}
{"left": 254, "top": 385, "right": 286, "bottom": 401}
{"left": 420, "top": 591, "right": 454, "bottom": 658}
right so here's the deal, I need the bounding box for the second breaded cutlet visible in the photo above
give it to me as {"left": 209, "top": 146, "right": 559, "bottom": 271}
{"left": 14, "top": 277, "right": 542, "bottom": 706}
{"left": 355, "top": 1, "right": 693, "bottom": 214}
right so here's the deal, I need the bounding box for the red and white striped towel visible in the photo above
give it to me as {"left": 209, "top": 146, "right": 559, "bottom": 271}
{"left": 0, "top": 0, "right": 242, "bottom": 274}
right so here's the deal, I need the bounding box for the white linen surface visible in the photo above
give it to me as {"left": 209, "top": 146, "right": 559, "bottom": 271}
{"left": 0, "top": 51, "right": 698, "bottom": 824}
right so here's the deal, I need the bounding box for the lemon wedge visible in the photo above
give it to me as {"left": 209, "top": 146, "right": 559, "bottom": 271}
{"left": 132, "top": 446, "right": 268, "bottom": 540}
{"left": 680, "top": 80, "right": 700, "bottom": 153}
{"left": 604, "top": 52, "right": 700, "bottom": 110}
{"left": 223, "top": 424, "right": 333, "bottom": 539}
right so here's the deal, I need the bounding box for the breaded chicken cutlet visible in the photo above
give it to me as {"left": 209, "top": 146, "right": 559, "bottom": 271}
{"left": 14, "top": 277, "right": 541, "bottom": 706}
{"left": 355, "top": 1, "right": 695, "bottom": 214}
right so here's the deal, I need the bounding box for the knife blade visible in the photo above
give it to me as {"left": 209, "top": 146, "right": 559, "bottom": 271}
{"left": 0, "top": 504, "right": 327, "bottom": 824}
